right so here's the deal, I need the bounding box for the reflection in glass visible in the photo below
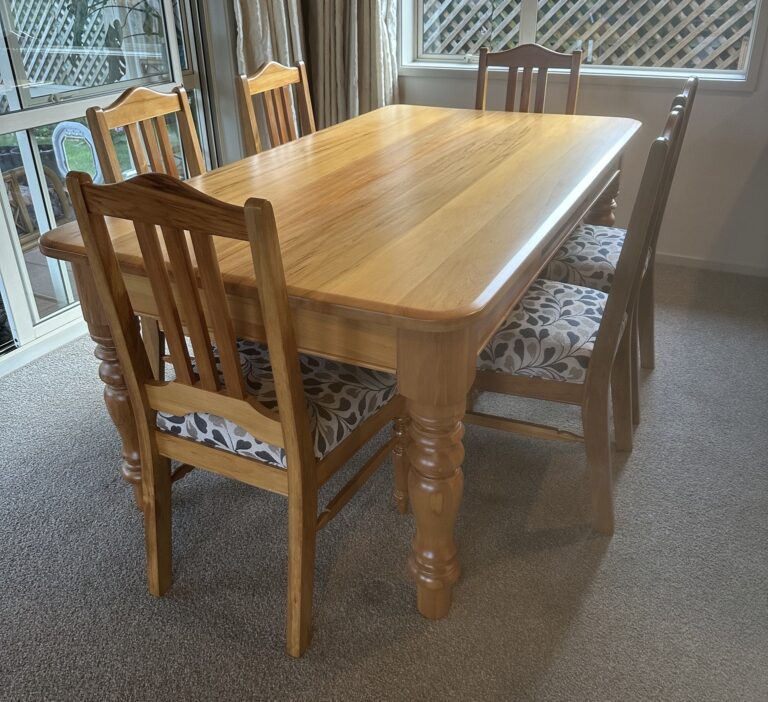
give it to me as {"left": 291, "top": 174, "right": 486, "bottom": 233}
{"left": 5, "top": 0, "right": 172, "bottom": 104}
{"left": 172, "top": 0, "right": 189, "bottom": 71}
{"left": 0, "top": 129, "right": 79, "bottom": 318}
{"left": 0, "top": 276, "right": 16, "bottom": 354}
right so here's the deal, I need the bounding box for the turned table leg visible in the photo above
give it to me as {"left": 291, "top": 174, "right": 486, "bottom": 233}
{"left": 586, "top": 166, "right": 621, "bottom": 227}
{"left": 398, "top": 329, "right": 474, "bottom": 618}
{"left": 73, "top": 262, "right": 144, "bottom": 509}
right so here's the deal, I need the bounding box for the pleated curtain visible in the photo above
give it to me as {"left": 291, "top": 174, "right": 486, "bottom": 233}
{"left": 234, "top": 0, "right": 306, "bottom": 73}
{"left": 234, "top": 0, "right": 398, "bottom": 131}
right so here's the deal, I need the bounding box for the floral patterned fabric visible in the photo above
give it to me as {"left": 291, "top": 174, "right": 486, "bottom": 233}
{"left": 542, "top": 224, "right": 625, "bottom": 293}
{"left": 156, "top": 340, "right": 398, "bottom": 468}
{"left": 478, "top": 279, "right": 607, "bottom": 383}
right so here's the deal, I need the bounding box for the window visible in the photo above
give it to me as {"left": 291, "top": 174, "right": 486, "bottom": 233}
{"left": 0, "top": 0, "right": 210, "bottom": 361}
{"left": 413, "top": 0, "right": 766, "bottom": 79}
{"left": 0, "top": 0, "right": 173, "bottom": 110}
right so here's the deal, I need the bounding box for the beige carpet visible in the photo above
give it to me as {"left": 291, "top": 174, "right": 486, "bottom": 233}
{"left": 1, "top": 264, "right": 766, "bottom": 701}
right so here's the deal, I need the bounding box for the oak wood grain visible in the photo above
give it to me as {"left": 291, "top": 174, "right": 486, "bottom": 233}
{"left": 44, "top": 106, "right": 639, "bottom": 329}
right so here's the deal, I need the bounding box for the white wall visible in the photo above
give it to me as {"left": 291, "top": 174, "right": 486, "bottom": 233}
{"left": 399, "top": 50, "right": 768, "bottom": 277}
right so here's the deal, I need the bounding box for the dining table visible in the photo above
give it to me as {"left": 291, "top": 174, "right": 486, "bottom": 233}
{"left": 40, "top": 104, "right": 640, "bottom": 620}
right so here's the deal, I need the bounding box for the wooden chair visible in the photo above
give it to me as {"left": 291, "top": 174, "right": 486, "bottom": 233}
{"left": 238, "top": 61, "right": 316, "bottom": 155}
{"left": 86, "top": 85, "right": 204, "bottom": 183}
{"left": 66, "top": 171, "right": 405, "bottom": 657}
{"left": 541, "top": 78, "right": 698, "bottom": 424}
{"left": 86, "top": 85, "right": 206, "bottom": 378}
{"left": 461, "top": 108, "right": 684, "bottom": 535}
{"left": 475, "top": 44, "right": 582, "bottom": 114}
{"left": 637, "top": 77, "right": 699, "bottom": 372}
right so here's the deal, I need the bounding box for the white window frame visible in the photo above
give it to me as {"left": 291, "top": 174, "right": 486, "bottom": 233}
{"left": 0, "top": 0, "right": 211, "bottom": 373}
{"left": 401, "top": 0, "right": 768, "bottom": 92}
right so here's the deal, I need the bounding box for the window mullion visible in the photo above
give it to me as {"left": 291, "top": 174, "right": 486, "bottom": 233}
{"left": 519, "top": 0, "right": 538, "bottom": 44}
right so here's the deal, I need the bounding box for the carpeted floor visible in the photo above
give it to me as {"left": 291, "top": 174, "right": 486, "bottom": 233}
{"left": 1, "top": 264, "right": 766, "bottom": 701}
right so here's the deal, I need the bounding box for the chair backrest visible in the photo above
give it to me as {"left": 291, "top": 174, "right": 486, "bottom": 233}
{"left": 589, "top": 107, "right": 684, "bottom": 379}
{"left": 475, "top": 43, "right": 582, "bottom": 114}
{"left": 66, "top": 171, "right": 315, "bottom": 475}
{"left": 238, "top": 61, "right": 316, "bottom": 155}
{"left": 647, "top": 77, "right": 698, "bottom": 256}
{"left": 86, "top": 86, "right": 205, "bottom": 183}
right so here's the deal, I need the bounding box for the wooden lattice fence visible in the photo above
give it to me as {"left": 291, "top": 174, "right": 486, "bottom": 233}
{"left": 422, "top": 0, "right": 757, "bottom": 70}
{"left": 9, "top": 0, "right": 110, "bottom": 92}
{"left": 6, "top": 0, "right": 169, "bottom": 100}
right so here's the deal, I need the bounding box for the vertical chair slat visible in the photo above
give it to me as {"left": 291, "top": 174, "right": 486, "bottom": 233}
{"left": 189, "top": 231, "right": 247, "bottom": 399}
{"left": 125, "top": 122, "right": 150, "bottom": 174}
{"left": 263, "top": 92, "right": 281, "bottom": 147}
{"left": 504, "top": 69, "right": 518, "bottom": 112}
{"left": 280, "top": 86, "right": 298, "bottom": 142}
{"left": 534, "top": 68, "right": 548, "bottom": 113}
{"left": 475, "top": 47, "right": 490, "bottom": 110}
{"left": 519, "top": 67, "right": 533, "bottom": 112}
{"left": 271, "top": 90, "right": 290, "bottom": 145}
{"left": 133, "top": 221, "right": 194, "bottom": 384}
{"left": 160, "top": 227, "right": 219, "bottom": 392}
{"left": 139, "top": 119, "right": 165, "bottom": 173}
{"left": 154, "top": 117, "right": 180, "bottom": 178}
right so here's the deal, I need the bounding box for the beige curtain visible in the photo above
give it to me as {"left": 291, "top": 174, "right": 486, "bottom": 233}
{"left": 234, "top": 0, "right": 306, "bottom": 74}
{"left": 305, "top": 0, "right": 399, "bottom": 128}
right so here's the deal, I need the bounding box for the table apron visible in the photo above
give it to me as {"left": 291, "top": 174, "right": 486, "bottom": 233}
{"left": 124, "top": 274, "right": 399, "bottom": 373}
{"left": 123, "top": 159, "right": 618, "bottom": 375}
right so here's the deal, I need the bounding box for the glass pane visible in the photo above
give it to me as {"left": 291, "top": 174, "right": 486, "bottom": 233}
{"left": 421, "top": 1, "right": 521, "bottom": 57}
{"left": 0, "top": 130, "right": 77, "bottom": 318}
{"left": 0, "top": 277, "right": 16, "bottom": 354}
{"left": 422, "top": 1, "right": 490, "bottom": 57}
{"left": 535, "top": 0, "right": 758, "bottom": 71}
{"left": 172, "top": 0, "right": 190, "bottom": 72}
{"left": 4, "top": 0, "right": 172, "bottom": 105}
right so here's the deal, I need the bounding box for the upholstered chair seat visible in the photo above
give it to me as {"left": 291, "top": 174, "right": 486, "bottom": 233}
{"left": 477, "top": 279, "right": 607, "bottom": 383}
{"left": 541, "top": 224, "right": 625, "bottom": 293}
{"left": 157, "top": 339, "right": 398, "bottom": 468}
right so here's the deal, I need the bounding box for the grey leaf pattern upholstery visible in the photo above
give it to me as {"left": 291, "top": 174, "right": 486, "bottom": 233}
{"left": 541, "top": 224, "right": 625, "bottom": 293}
{"left": 156, "top": 340, "right": 398, "bottom": 468}
{"left": 478, "top": 279, "right": 607, "bottom": 383}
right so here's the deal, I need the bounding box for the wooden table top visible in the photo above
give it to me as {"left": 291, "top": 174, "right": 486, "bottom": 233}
{"left": 41, "top": 105, "right": 640, "bottom": 325}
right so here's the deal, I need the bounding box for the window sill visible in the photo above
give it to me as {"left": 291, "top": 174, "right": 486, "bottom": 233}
{"left": 399, "top": 61, "right": 758, "bottom": 93}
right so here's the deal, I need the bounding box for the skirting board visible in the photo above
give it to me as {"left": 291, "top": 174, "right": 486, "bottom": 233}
{"left": 0, "top": 318, "right": 88, "bottom": 379}
{"left": 656, "top": 252, "right": 768, "bottom": 278}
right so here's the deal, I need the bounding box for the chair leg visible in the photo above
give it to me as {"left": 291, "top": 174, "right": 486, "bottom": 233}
{"left": 392, "top": 416, "right": 410, "bottom": 514}
{"left": 143, "top": 451, "right": 172, "bottom": 596}
{"left": 631, "top": 311, "right": 641, "bottom": 427}
{"left": 611, "top": 326, "right": 633, "bottom": 453}
{"left": 638, "top": 267, "right": 655, "bottom": 370}
{"left": 286, "top": 489, "right": 317, "bottom": 658}
{"left": 582, "top": 394, "right": 614, "bottom": 536}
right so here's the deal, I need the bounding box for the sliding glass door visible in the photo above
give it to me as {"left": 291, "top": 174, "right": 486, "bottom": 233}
{"left": 0, "top": 0, "right": 210, "bottom": 363}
